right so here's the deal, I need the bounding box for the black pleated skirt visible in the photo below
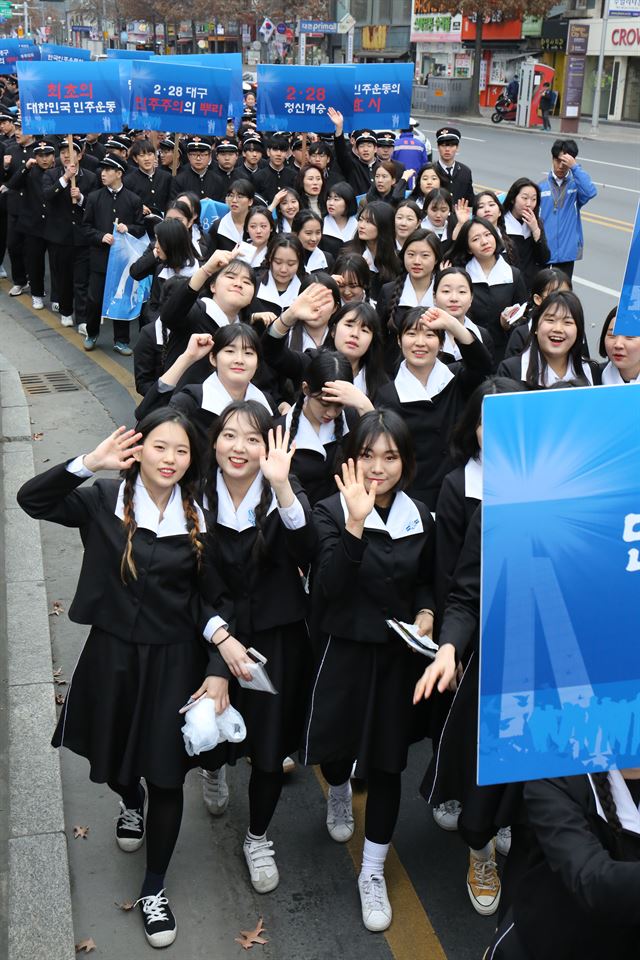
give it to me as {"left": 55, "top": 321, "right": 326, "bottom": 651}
{"left": 52, "top": 627, "right": 218, "bottom": 789}
{"left": 302, "top": 633, "right": 431, "bottom": 777}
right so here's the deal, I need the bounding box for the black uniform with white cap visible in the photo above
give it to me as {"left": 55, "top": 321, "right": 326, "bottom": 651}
{"left": 333, "top": 128, "right": 380, "bottom": 195}
{"left": 6, "top": 141, "right": 55, "bottom": 302}
{"left": 433, "top": 127, "right": 475, "bottom": 206}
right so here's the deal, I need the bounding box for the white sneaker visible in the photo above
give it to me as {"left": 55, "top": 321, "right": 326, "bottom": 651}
{"left": 282, "top": 755, "right": 296, "bottom": 774}
{"left": 31, "top": 296, "right": 44, "bottom": 310}
{"left": 9, "top": 284, "right": 28, "bottom": 296}
{"left": 243, "top": 836, "right": 279, "bottom": 893}
{"left": 136, "top": 889, "right": 177, "bottom": 948}
{"left": 358, "top": 873, "right": 392, "bottom": 932}
{"left": 432, "top": 799, "right": 462, "bottom": 831}
{"left": 495, "top": 826, "right": 511, "bottom": 857}
{"left": 76, "top": 323, "right": 87, "bottom": 337}
{"left": 326, "top": 786, "right": 354, "bottom": 843}
{"left": 0, "top": 266, "right": 7, "bottom": 279}
{"left": 201, "top": 767, "right": 229, "bottom": 816}
{"left": 60, "top": 314, "right": 74, "bottom": 327}
{"left": 50, "top": 301, "right": 59, "bottom": 312}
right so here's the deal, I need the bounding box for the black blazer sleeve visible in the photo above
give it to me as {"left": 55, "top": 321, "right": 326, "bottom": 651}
{"left": 437, "top": 506, "right": 480, "bottom": 658}
{"left": 260, "top": 330, "right": 310, "bottom": 383}
{"left": 130, "top": 243, "right": 159, "bottom": 281}
{"left": 17, "top": 461, "right": 102, "bottom": 529}
{"left": 313, "top": 498, "right": 367, "bottom": 601}
{"left": 455, "top": 333, "right": 493, "bottom": 396}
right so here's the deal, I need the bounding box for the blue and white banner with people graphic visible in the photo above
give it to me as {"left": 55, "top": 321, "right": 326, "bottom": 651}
{"left": 17, "top": 60, "right": 123, "bottom": 134}
{"left": 128, "top": 60, "right": 231, "bottom": 135}
{"left": 102, "top": 230, "right": 152, "bottom": 322}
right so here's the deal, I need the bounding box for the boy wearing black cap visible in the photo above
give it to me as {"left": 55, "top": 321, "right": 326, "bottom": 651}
{"left": 7, "top": 143, "right": 55, "bottom": 309}
{"left": 4, "top": 122, "right": 38, "bottom": 297}
{"left": 232, "top": 135, "right": 264, "bottom": 183}
{"left": 174, "top": 140, "right": 226, "bottom": 201}
{"left": 213, "top": 138, "right": 240, "bottom": 189}
{"left": 252, "top": 136, "right": 296, "bottom": 202}
{"left": 82, "top": 154, "right": 145, "bottom": 355}
{"left": 376, "top": 132, "right": 396, "bottom": 163}
{"left": 328, "top": 107, "right": 380, "bottom": 195}
{"left": 433, "top": 126, "right": 474, "bottom": 205}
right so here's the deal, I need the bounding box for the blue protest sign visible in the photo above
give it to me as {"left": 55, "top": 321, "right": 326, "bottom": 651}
{"left": 128, "top": 60, "right": 231, "bottom": 135}
{"left": 352, "top": 63, "right": 414, "bottom": 129}
{"left": 199, "top": 198, "right": 229, "bottom": 232}
{"left": 17, "top": 61, "right": 123, "bottom": 134}
{"left": 18, "top": 41, "right": 39, "bottom": 61}
{"left": 152, "top": 53, "right": 242, "bottom": 121}
{"left": 479, "top": 385, "right": 640, "bottom": 786}
{"left": 102, "top": 229, "right": 152, "bottom": 322}
{"left": 118, "top": 61, "right": 131, "bottom": 127}
{"left": 615, "top": 201, "right": 640, "bottom": 336}
{"left": 256, "top": 64, "right": 355, "bottom": 132}
{"left": 106, "top": 48, "right": 154, "bottom": 60}
{"left": 0, "top": 38, "right": 28, "bottom": 73}
{"left": 39, "top": 44, "right": 92, "bottom": 63}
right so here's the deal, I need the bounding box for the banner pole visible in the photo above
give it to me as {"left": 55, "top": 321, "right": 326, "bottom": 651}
{"left": 67, "top": 133, "right": 77, "bottom": 203}
{"left": 171, "top": 134, "right": 180, "bottom": 176}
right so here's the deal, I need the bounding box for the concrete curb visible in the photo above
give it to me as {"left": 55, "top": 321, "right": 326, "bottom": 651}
{"left": 1, "top": 352, "right": 75, "bottom": 960}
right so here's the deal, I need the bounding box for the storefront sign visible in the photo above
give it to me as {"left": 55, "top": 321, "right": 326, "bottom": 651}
{"left": 541, "top": 18, "right": 568, "bottom": 52}
{"left": 410, "top": 3, "right": 462, "bottom": 43}
{"left": 567, "top": 22, "right": 589, "bottom": 55}
{"left": 462, "top": 13, "right": 522, "bottom": 42}
{"left": 610, "top": 0, "right": 640, "bottom": 16}
{"left": 563, "top": 22, "right": 590, "bottom": 121}
{"left": 611, "top": 25, "right": 640, "bottom": 44}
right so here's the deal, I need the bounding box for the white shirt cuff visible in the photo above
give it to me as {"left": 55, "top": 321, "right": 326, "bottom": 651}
{"left": 66, "top": 456, "right": 94, "bottom": 478}
{"left": 58, "top": 176, "right": 68, "bottom": 188}
{"left": 156, "top": 378, "right": 176, "bottom": 394}
{"left": 278, "top": 496, "right": 306, "bottom": 530}
{"left": 203, "top": 616, "right": 228, "bottom": 643}
{"left": 268, "top": 322, "right": 288, "bottom": 339}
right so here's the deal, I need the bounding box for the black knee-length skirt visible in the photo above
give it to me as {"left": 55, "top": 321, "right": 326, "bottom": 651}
{"left": 302, "top": 633, "right": 431, "bottom": 777}
{"left": 52, "top": 627, "right": 219, "bottom": 789}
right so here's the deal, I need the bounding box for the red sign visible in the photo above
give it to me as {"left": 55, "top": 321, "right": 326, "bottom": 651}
{"left": 462, "top": 14, "right": 522, "bottom": 42}
{"left": 612, "top": 26, "right": 640, "bottom": 46}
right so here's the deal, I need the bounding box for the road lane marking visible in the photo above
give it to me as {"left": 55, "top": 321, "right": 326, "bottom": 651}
{"left": 578, "top": 157, "right": 640, "bottom": 172}
{"left": 573, "top": 276, "right": 620, "bottom": 297}
{"left": 314, "top": 770, "right": 448, "bottom": 960}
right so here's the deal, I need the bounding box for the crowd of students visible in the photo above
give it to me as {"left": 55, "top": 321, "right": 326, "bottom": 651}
{"left": 11, "top": 82, "right": 640, "bottom": 957}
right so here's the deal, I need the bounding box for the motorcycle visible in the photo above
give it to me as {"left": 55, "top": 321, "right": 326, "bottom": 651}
{"left": 491, "top": 94, "right": 517, "bottom": 124}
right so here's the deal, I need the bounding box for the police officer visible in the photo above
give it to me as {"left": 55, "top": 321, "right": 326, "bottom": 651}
{"left": 433, "top": 127, "right": 475, "bottom": 206}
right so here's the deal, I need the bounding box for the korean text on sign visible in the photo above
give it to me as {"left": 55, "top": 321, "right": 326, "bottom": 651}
{"left": 128, "top": 61, "right": 232, "bottom": 135}
{"left": 17, "top": 60, "right": 124, "bottom": 134}
{"left": 256, "top": 64, "right": 356, "bottom": 133}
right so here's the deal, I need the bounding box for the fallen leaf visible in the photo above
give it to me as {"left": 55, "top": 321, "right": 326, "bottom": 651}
{"left": 55, "top": 693, "right": 65, "bottom": 705}
{"left": 32, "top": 432, "right": 44, "bottom": 441}
{"left": 73, "top": 825, "right": 89, "bottom": 839}
{"left": 115, "top": 900, "right": 135, "bottom": 912}
{"left": 53, "top": 667, "right": 63, "bottom": 677}
{"left": 75, "top": 938, "right": 96, "bottom": 954}
{"left": 49, "top": 601, "right": 64, "bottom": 617}
{"left": 235, "top": 917, "right": 268, "bottom": 950}
{"left": 42, "top": 457, "right": 50, "bottom": 463}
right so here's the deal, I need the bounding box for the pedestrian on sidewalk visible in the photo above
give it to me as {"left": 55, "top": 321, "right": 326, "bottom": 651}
{"left": 539, "top": 82, "right": 555, "bottom": 131}
{"left": 17, "top": 412, "right": 232, "bottom": 950}
{"left": 538, "top": 139, "right": 597, "bottom": 280}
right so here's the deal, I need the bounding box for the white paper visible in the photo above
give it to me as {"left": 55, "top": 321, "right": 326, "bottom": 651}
{"left": 386, "top": 619, "right": 438, "bottom": 659}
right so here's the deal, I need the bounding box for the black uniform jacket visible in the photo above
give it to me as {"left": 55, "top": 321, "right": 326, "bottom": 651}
{"left": 434, "top": 465, "right": 479, "bottom": 638}
{"left": 174, "top": 164, "right": 226, "bottom": 202}
{"left": 124, "top": 166, "right": 176, "bottom": 215}
{"left": 433, "top": 159, "right": 475, "bottom": 206}
{"left": 252, "top": 163, "right": 296, "bottom": 203}
{"left": 83, "top": 185, "right": 145, "bottom": 274}
{"left": 17, "top": 462, "right": 223, "bottom": 667}
{"left": 312, "top": 491, "right": 435, "bottom": 645}
{"left": 6, "top": 163, "right": 50, "bottom": 236}
{"left": 333, "top": 134, "right": 379, "bottom": 195}
{"left": 43, "top": 166, "right": 96, "bottom": 246}
{"left": 513, "top": 775, "right": 640, "bottom": 959}
{"left": 437, "top": 506, "right": 480, "bottom": 659}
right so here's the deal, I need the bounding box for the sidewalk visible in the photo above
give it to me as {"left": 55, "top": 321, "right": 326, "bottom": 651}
{"left": 413, "top": 105, "right": 640, "bottom": 145}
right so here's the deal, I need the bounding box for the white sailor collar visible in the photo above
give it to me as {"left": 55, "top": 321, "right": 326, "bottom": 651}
{"left": 340, "top": 490, "right": 423, "bottom": 540}
{"left": 154, "top": 317, "right": 164, "bottom": 346}
{"left": 353, "top": 365, "right": 367, "bottom": 395}
{"left": 215, "top": 468, "right": 276, "bottom": 532}
{"left": 519, "top": 347, "right": 594, "bottom": 387}
{"left": 287, "top": 324, "right": 329, "bottom": 352}
{"left": 306, "top": 246, "right": 329, "bottom": 273}
{"left": 216, "top": 211, "right": 243, "bottom": 245}
{"left": 464, "top": 456, "right": 482, "bottom": 500}
{"left": 239, "top": 244, "right": 267, "bottom": 268}
{"left": 399, "top": 274, "right": 434, "bottom": 309}
{"left": 115, "top": 476, "right": 206, "bottom": 536}
{"left": 201, "top": 297, "right": 237, "bottom": 329}
{"left": 157, "top": 262, "right": 198, "bottom": 281}
{"left": 466, "top": 255, "right": 513, "bottom": 287}
{"left": 322, "top": 214, "right": 358, "bottom": 242}
{"left": 394, "top": 358, "right": 454, "bottom": 403}
{"left": 285, "top": 406, "right": 348, "bottom": 458}
{"left": 443, "top": 316, "right": 482, "bottom": 360}
{"left": 588, "top": 770, "right": 640, "bottom": 836}
{"left": 258, "top": 271, "right": 301, "bottom": 308}
{"left": 200, "top": 371, "right": 272, "bottom": 415}
{"left": 504, "top": 210, "right": 531, "bottom": 239}
{"left": 362, "top": 247, "right": 378, "bottom": 273}
{"left": 420, "top": 215, "right": 447, "bottom": 240}
{"left": 601, "top": 361, "right": 640, "bottom": 386}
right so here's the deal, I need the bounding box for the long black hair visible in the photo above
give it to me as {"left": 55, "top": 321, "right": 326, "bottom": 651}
{"left": 154, "top": 218, "right": 197, "bottom": 271}
{"left": 525, "top": 290, "right": 590, "bottom": 387}
{"left": 472, "top": 191, "right": 513, "bottom": 261}
{"left": 288, "top": 350, "right": 352, "bottom": 458}
{"left": 343, "top": 408, "right": 416, "bottom": 492}
{"left": 287, "top": 272, "right": 341, "bottom": 353}
{"left": 294, "top": 163, "right": 328, "bottom": 215}
{"left": 445, "top": 216, "right": 504, "bottom": 267}
{"left": 328, "top": 301, "right": 388, "bottom": 398}
{"left": 386, "top": 229, "right": 442, "bottom": 336}
{"left": 503, "top": 177, "right": 542, "bottom": 220}
{"left": 263, "top": 233, "right": 306, "bottom": 280}
{"left": 346, "top": 201, "right": 401, "bottom": 284}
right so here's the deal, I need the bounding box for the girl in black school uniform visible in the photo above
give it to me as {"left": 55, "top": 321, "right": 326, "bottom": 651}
{"left": 432, "top": 267, "right": 495, "bottom": 365}
{"left": 321, "top": 182, "right": 358, "bottom": 260}
{"left": 486, "top": 770, "right": 640, "bottom": 960}
{"left": 130, "top": 219, "right": 200, "bottom": 327}
{"left": 504, "top": 267, "right": 571, "bottom": 359}
{"left": 473, "top": 191, "right": 514, "bottom": 263}
{"left": 17, "top": 410, "right": 229, "bottom": 949}
{"left": 332, "top": 252, "right": 371, "bottom": 307}
{"left": 366, "top": 161, "right": 411, "bottom": 207}
{"left": 294, "top": 164, "right": 328, "bottom": 218}
{"left": 375, "top": 305, "right": 492, "bottom": 512}
{"left": 497, "top": 291, "right": 600, "bottom": 388}
{"left": 599, "top": 306, "right": 640, "bottom": 385}
{"left": 419, "top": 187, "right": 453, "bottom": 242}
{"left": 446, "top": 217, "right": 528, "bottom": 367}
{"left": 175, "top": 192, "right": 214, "bottom": 259}
{"left": 408, "top": 162, "right": 442, "bottom": 210}
{"left": 292, "top": 210, "right": 335, "bottom": 274}
{"left": 202, "top": 403, "right": 316, "bottom": 894}
{"left": 344, "top": 201, "right": 402, "bottom": 301}
{"left": 269, "top": 187, "right": 300, "bottom": 234}
{"left": 502, "top": 178, "right": 551, "bottom": 290}
{"left": 251, "top": 234, "right": 304, "bottom": 318}
{"left": 394, "top": 199, "right": 423, "bottom": 253}
{"left": 207, "top": 179, "right": 255, "bottom": 252}
{"left": 240, "top": 205, "right": 275, "bottom": 269}
{"left": 304, "top": 410, "right": 436, "bottom": 933}
{"left": 133, "top": 276, "right": 191, "bottom": 398}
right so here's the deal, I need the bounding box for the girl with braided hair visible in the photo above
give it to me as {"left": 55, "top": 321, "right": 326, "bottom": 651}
{"left": 17, "top": 409, "right": 232, "bottom": 949}
{"left": 202, "top": 402, "right": 316, "bottom": 895}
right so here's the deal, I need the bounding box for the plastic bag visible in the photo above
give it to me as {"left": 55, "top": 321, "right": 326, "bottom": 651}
{"left": 181, "top": 699, "right": 246, "bottom": 756}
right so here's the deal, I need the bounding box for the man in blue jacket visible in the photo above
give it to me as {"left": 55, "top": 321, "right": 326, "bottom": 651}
{"left": 539, "top": 139, "right": 597, "bottom": 279}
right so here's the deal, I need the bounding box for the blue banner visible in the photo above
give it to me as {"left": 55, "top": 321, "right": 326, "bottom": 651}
{"left": 106, "top": 48, "right": 154, "bottom": 60}
{"left": 39, "top": 44, "right": 92, "bottom": 63}
{"left": 352, "top": 63, "right": 414, "bottom": 129}
{"left": 615, "top": 200, "right": 640, "bottom": 336}
{"left": 479, "top": 385, "right": 640, "bottom": 786}
{"left": 17, "top": 60, "right": 123, "bottom": 134}
{"left": 118, "top": 61, "right": 131, "bottom": 127}
{"left": 256, "top": 64, "right": 355, "bottom": 132}
{"left": 199, "top": 198, "right": 229, "bottom": 232}
{"left": 128, "top": 60, "right": 231, "bottom": 135}
{"left": 0, "top": 38, "right": 36, "bottom": 73}
{"left": 151, "top": 53, "right": 242, "bottom": 121}
{"left": 102, "top": 229, "right": 152, "bottom": 322}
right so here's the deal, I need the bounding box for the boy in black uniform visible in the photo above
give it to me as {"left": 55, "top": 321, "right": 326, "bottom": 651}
{"left": 124, "top": 139, "right": 176, "bottom": 230}
{"left": 6, "top": 141, "right": 55, "bottom": 310}
{"left": 4, "top": 120, "right": 37, "bottom": 297}
{"left": 433, "top": 127, "right": 475, "bottom": 206}
{"left": 328, "top": 108, "right": 380, "bottom": 195}
{"left": 174, "top": 141, "right": 226, "bottom": 201}
{"left": 82, "top": 155, "right": 145, "bottom": 355}
{"left": 231, "top": 134, "right": 264, "bottom": 183}
{"left": 252, "top": 136, "right": 296, "bottom": 203}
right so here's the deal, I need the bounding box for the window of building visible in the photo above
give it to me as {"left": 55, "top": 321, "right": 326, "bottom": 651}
{"left": 352, "top": 0, "right": 370, "bottom": 21}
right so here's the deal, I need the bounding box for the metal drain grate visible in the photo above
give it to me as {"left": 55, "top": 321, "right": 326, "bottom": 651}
{"left": 19, "top": 371, "right": 82, "bottom": 395}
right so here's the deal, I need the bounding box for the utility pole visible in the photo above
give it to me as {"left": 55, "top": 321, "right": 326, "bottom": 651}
{"left": 590, "top": 0, "right": 610, "bottom": 134}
